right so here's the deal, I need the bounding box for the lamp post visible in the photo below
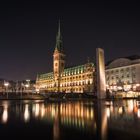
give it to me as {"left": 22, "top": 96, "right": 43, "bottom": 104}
{"left": 21, "top": 82, "right": 24, "bottom": 99}
{"left": 4, "top": 82, "right": 9, "bottom": 99}
{"left": 25, "top": 84, "right": 29, "bottom": 96}
{"left": 25, "top": 79, "right": 30, "bottom": 95}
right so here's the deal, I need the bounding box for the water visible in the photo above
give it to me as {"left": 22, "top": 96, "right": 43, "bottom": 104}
{"left": 0, "top": 99, "right": 140, "bottom": 140}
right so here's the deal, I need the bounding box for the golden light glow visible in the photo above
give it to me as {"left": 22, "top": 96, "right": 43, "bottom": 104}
{"left": 35, "top": 104, "right": 40, "bottom": 117}
{"left": 137, "top": 108, "right": 140, "bottom": 118}
{"left": 24, "top": 104, "right": 30, "bottom": 122}
{"left": 118, "top": 107, "right": 123, "bottom": 114}
{"left": 2, "top": 107, "right": 8, "bottom": 123}
{"left": 41, "top": 104, "right": 45, "bottom": 117}
{"left": 106, "top": 107, "right": 110, "bottom": 118}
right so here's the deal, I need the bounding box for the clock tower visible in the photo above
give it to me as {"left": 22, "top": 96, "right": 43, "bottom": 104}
{"left": 53, "top": 21, "right": 65, "bottom": 92}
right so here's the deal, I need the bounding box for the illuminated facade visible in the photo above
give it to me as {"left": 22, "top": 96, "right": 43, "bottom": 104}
{"left": 106, "top": 55, "right": 140, "bottom": 91}
{"left": 36, "top": 22, "right": 95, "bottom": 93}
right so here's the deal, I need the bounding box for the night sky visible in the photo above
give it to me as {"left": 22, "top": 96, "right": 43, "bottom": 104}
{"left": 0, "top": 1, "right": 140, "bottom": 80}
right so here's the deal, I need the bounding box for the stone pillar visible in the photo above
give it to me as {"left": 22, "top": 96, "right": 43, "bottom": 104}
{"left": 96, "top": 101, "right": 108, "bottom": 140}
{"left": 96, "top": 48, "right": 106, "bottom": 99}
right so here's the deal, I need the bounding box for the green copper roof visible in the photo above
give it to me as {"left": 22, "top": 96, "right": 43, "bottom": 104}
{"left": 38, "top": 72, "right": 53, "bottom": 80}
{"left": 55, "top": 20, "right": 63, "bottom": 52}
{"left": 37, "top": 62, "right": 94, "bottom": 80}
{"left": 63, "top": 62, "right": 94, "bottom": 75}
{"left": 64, "top": 65, "right": 84, "bottom": 72}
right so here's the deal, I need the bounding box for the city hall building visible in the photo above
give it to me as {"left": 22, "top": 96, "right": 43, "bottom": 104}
{"left": 106, "top": 55, "right": 140, "bottom": 92}
{"left": 36, "top": 23, "right": 95, "bottom": 93}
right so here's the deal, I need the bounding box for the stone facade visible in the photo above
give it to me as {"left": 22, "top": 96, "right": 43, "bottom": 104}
{"left": 36, "top": 23, "right": 95, "bottom": 93}
{"left": 106, "top": 55, "right": 140, "bottom": 91}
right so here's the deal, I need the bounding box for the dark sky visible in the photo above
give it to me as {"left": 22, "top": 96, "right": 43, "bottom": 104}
{"left": 0, "top": 1, "right": 140, "bottom": 80}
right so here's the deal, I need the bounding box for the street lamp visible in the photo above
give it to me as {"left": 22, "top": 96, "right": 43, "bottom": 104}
{"left": 25, "top": 84, "right": 29, "bottom": 90}
{"left": 25, "top": 79, "right": 30, "bottom": 94}
{"left": 25, "top": 84, "right": 30, "bottom": 97}
{"left": 21, "top": 82, "right": 25, "bottom": 99}
{"left": 4, "top": 82, "right": 9, "bottom": 99}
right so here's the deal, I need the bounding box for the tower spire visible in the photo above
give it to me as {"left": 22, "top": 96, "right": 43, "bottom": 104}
{"left": 58, "top": 20, "right": 60, "bottom": 37}
{"left": 55, "top": 20, "right": 63, "bottom": 52}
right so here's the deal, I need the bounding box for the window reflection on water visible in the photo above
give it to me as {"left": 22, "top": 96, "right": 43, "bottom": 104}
{"left": 24, "top": 104, "right": 30, "bottom": 122}
{"left": 0, "top": 100, "right": 140, "bottom": 139}
{"left": 2, "top": 104, "right": 8, "bottom": 123}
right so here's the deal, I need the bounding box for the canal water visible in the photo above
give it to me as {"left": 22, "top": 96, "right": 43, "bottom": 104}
{"left": 0, "top": 99, "right": 140, "bottom": 140}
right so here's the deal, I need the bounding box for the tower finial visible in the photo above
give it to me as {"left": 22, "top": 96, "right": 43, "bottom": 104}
{"left": 87, "top": 57, "right": 90, "bottom": 63}
{"left": 58, "top": 20, "right": 60, "bottom": 36}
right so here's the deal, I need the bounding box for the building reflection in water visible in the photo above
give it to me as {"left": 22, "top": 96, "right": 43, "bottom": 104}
{"left": 95, "top": 101, "right": 108, "bottom": 140}
{"left": 106, "top": 107, "right": 110, "bottom": 118}
{"left": 53, "top": 105, "right": 60, "bottom": 140}
{"left": 1, "top": 99, "right": 140, "bottom": 139}
{"left": 137, "top": 108, "right": 140, "bottom": 118}
{"left": 106, "top": 100, "right": 140, "bottom": 119}
{"left": 0, "top": 100, "right": 106, "bottom": 138}
{"left": 51, "top": 101, "right": 96, "bottom": 140}
{"left": 24, "top": 104, "right": 30, "bottom": 122}
{"left": 2, "top": 102, "right": 8, "bottom": 123}
{"left": 35, "top": 104, "right": 40, "bottom": 117}
{"left": 29, "top": 101, "right": 96, "bottom": 131}
{"left": 41, "top": 104, "right": 45, "bottom": 118}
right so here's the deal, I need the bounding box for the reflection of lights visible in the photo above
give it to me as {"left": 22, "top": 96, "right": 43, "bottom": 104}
{"left": 128, "top": 100, "right": 134, "bottom": 113}
{"left": 41, "top": 104, "right": 45, "bottom": 117}
{"left": 137, "top": 109, "right": 140, "bottom": 118}
{"left": 0, "top": 101, "right": 97, "bottom": 133}
{"left": 134, "top": 106, "right": 138, "bottom": 114}
{"left": 23, "top": 102, "right": 96, "bottom": 131}
{"left": 118, "top": 107, "right": 123, "bottom": 114}
{"left": 86, "top": 110, "right": 89, "bottom": 119}
{"left": 90, "top": 110, "right": 94, "bottom": 119}
{"left": 78, "top": 119, "right": 80, "bottom": 127}
{"left": 77, "top": 108, "right": 80, "bottom": 117}
{"left": 60, "top": 104, "right": 62, "bottom": 114}
{"left": 82, "top": 120, "right": 84, "bottom": 128}
{"left": 75, "top": 118, "right": 77, "bottom": 126}
{"left": 32, "top": 104, "right": 36, "bottom": 115}
{"left": 24, "top": 104, "right": 30, "bottom": 122}
{"left": 94, "top": 122, "right": 97, "bottom": 130}
{"left": 51, "top": 107, "right": 56, "bottom": 117}
{"left": 106, "top": 108, "right": 110, "bottom": 118}
{"left": 2, "top": 107, "right": 8, "bottom": 123}
{"left": 35, "top": 104, "right": 40, "bottom": 117}
{"left": 101, "top": 106, "right": 108, "bottom": 140}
